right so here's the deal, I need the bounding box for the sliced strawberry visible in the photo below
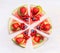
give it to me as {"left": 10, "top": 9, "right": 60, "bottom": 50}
{"left": 24, "top": 32, "right": 30, "bottom": 40}
{"left": 11, "top": 23, "right": 20, "bottom": 31}
{"left": 34, "top": 36, "right": 40, "bottom": 43}
{"left": 30, "top": 30, "right": 37, "bottom": 37}
{"left": 24, "top": 35, "right": 30, "bottom": 40}
{"left": 20, "top": 7, "right": 27, "bottom": 15}
{"left": 40, "top": 24, "right": 51, "bottom": 31}
{"left": 32, "top": 7, "right": 39, "bottom": 15}
{"left": 31, "top": 16, "right": 39, "bottom": 21}
{"left": 21, "top": 15, "right": 29, "bottom": 21}
{"left": 22, "top": 30, "right": 30, "bottom": 40}
{"left": 45, "top": 24, "right": 51, "bottom": 31}
{"left": 16, "top": 37, "right": 24, "bottom": 44}
{"left": 12, "top": 23, "right": 19, "bottom": 29}
{"left": 19, "top": 23, "right": 27, "bottom": 30}
{"left": 33, "top": 35, "right": 44, "bottom": 43}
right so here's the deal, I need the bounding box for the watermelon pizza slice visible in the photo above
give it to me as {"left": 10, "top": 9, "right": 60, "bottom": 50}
{"left": 35, "top": 18, "right": 52, "bottom": 34}
{"left": 30, "top": 5, "right": 45, "bottom": 24}
{"left": 30, "top": 29, "right": 48, "bottom": 48}
{"left": 12, "top": 30, "right": 30, "bottom": 48}
{"left": 8, "top": 18, "right": 27, "bottom": 34}
{"left": 12, "top": 5, "right": 29, "bottom": 24}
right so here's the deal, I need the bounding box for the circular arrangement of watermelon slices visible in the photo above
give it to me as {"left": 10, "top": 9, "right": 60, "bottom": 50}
{"left": 8, "top": 5, "right": 52, "bottom": 48}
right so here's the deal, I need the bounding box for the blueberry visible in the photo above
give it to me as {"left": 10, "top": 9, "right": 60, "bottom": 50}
{"left": 24, "top": 25, "right": 27, "bottom": 29}
{"left": 24, "top": 31, "right": 28, "bottom": 35}
{"left": 31, "top": 29, "right": 35, "bottom": 32}
{"left": 36, "top": 26, "right": 40, "bottom": 30}
{"left": 25, "top": 18, "right": 28, "bottom": 21}
{"left": 32, "top": 17, "right": 36, "bottom": 21}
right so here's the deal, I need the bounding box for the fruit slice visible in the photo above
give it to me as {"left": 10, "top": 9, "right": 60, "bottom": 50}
{"left": 8, "top": 18, "right": 27, "bottom": 34}
{"left": 30, "top": 29, "right": 48, "bottom": 48}
{"left": 20, "top": 7, "right": 27, "bottom": 15}
{"left": 35, "top": 18, "right": 52, "bottom": 34}
{"left": 30, "top": 5, "right": 45, "bottom": 24}
{"left": 12, "top": 30, "right": 30, "bottom": 48}
{"left": 12, "top": 5, "right": 29, "bottom": 24}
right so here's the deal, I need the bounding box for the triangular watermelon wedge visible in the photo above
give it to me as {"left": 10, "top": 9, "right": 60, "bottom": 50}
{"left": 35, "top": 18, "right": 52, "bottom": 34}
{"left": 8, "top": 18, "right": 27, "bottom": 34}
{"left": 12, "top": 30, "right": 30, "bottom": 48}
{"left": 30, "top": 5, "right": 45, "bottom": 24}
{"left": 30, "top": 29, "right": 48, "bottom": 48}
{"left": 12, "top": 5, "right": 29, "bottom": 24}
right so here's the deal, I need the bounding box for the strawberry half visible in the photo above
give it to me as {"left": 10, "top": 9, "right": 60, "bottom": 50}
{"left": 11, "top": 23, "right": 20, "bottom": 31}
{"left": 34, "top": 36, "right": 40, "bottom": 43}
{"left": 19, "top": 23, "right": 27, "bottom": 30}
{"left": 44, "top": 24, "right": 51, "bottom": 31}
{"left": 31, "top": 30, "right": 37, "bottom": 37}
{"left": 41, "top": 24, "right": 51, "bottom": 31}
{"left": 12, "top": 23, "right": 19, "bottom": 29}
{"left": 32, "top": 7, "right": 39, "bottom": 15}
{"left": 16, "top": 37, "right": 24, "bottom": 44}
{"left": 20, "top": 7, "right": 27, "bottom": 15}
{"left": 24, "top": 35, "right": 30, "bottom": 40}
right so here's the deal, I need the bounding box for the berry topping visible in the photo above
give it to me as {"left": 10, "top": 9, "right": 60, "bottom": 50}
{"left": 16, "top": 37, "right": 23, "bottom": 44}
{"left": 12, "top": 23, "right": 19, "bottom": 29}
{"left": 22, "top": 31, "right": 30, "bottom": 40}
{"left": 34, "top": 35, "right": 44, "bottom": 43}
{"left": 21, "top": 15, "right": 29, "bottom": 21}
{"left": 41, "top": 24, "right": 51, "bottom": 31}
{"left": 34, "top": 36, "right": 40, "bottom": 43}
{"left": 31, "top": 30, "right": 37, "bottom": 37}
{"left": 36, "top": 25, "right": 40, "bottom": 30}
{"left": 31, "top": 16, "right": 39, "bottom": 21}
{"left": 24, "top": 31, "right": 28, "bottom": 35}
{"left": 44, "top": 24, "right": 51, "bottom": 31}
{"left": 11, "top": 23, "right": 20, "bottom": 31}
{"left": 32, "top": 7, "right": 39, "bottom": 15}
{"left": 19, "top": 23, "right": 27, "bottom": 30}
{"left": 20, "top": 7, "right": 27, "bottom": 15}
{"left": 24, "top": 35, "right": 30, "bottom": 40}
